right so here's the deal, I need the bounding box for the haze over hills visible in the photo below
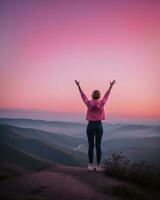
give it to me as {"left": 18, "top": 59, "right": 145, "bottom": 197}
{"left": 102, "top": 137, "right": 160, "bottom": 166}
{"left": 0, "top": 118, "right": 86, "bottom": 138}
{"left": 0, "top": 118, "right": 160, "bottom": 140}
{"left": 0, "top": 118, "right": 160, "bottom": 170}
{"left": 0, "top": 124, "right": 88, "bottom": 173}
{"left": 1, "top": 109, "right": 159, "bottom": 125}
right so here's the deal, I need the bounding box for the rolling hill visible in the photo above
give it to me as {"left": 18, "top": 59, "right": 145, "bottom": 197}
{"left": 0, "top": 124, "right": 88, "bottom": 173}
{"left": 101, "top": 137, "right": 160, "bottom": 166}
{"left": 0, "top": 123, "right": 86, "bottom": 150}
{"left": 0, "top": 143, "right": 51, "bottom": 170}
{"left": 1, "top": 118, "right": 160, "bottom": 173}
{"left": 0, "top": 118, "right": 86, "bottom": 137}
{"left": 0, "top": 118, "right": 159, "bottom": 139}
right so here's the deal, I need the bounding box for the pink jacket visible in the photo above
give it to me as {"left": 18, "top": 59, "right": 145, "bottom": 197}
{"left": 78, "top": 87, "right": 112, "bottom": 121}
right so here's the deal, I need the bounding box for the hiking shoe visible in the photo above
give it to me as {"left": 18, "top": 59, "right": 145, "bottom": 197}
{"left": 88, "top": 163, "right": 94, "bottom": 171}
{"left": 95, "top": 164, "right": 102, "bottom": 172}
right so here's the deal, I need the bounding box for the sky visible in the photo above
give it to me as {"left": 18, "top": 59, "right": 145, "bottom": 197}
{"left": 0, "top": 0, "right": 160, "bottom": 122}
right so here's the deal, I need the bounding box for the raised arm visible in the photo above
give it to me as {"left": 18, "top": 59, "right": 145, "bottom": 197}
{"left": 100, "top": 80, "right": 116, "bottom": 107}
{"left": 75, "top": 80, "right": 90, "bottom": 107}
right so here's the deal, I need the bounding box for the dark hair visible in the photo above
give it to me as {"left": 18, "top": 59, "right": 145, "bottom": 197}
{"left": 92, "top": 90, "right": 101, "bottom": 99}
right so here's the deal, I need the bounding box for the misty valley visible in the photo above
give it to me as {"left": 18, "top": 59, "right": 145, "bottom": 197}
{"left": 0, "top": 118, "right": 160, "bottom": 174}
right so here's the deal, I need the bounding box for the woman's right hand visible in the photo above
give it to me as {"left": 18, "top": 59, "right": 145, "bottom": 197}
{"left": 110, "top": 80, "right": 116, "bottom": 87}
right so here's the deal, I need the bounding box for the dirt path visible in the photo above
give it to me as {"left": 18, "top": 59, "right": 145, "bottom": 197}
{"left": 0, "top": 164, "right": 124, "bottom": 200}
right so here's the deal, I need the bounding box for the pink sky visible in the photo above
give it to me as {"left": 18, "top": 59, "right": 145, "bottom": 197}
{"left": 0, "top": 0, "right": 160, "bottom": 120}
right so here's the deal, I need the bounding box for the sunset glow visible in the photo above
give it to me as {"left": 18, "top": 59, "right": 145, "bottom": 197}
{"left": 0, "top": 0, "right": 160, "bottom": 120}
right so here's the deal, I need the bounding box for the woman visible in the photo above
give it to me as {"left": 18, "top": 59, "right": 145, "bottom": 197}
{"left": 75, "top": 79, "right": 116, "bottom": 171}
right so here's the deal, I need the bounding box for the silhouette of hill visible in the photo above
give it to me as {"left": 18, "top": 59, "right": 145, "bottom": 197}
{"left": 0, "top": 123, "right": 86, "bottom": 150}
{"left": 0, "top": 118, "right": 85, "bottom": 137}
{"left": 0, "top": 143, "right": 50, "bottom": 171}
{"left": 0, "top": 124, "right": 87, "bottom": 173}
{"left": 1, "top": 122, "right": 160, "bottom": 169}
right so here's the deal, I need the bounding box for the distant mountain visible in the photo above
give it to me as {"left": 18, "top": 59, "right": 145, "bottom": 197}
{"left": 1, "top": 118, "right": 160, "bottom": 170}
{"left": 102, "top": 137, "right": 160, "bottom": 166}
{"left": 103, "top": 137, "right": 160, "bottom": 150}
{"left": 0, "top": 124, "right": 88, "bottom": 172}
{"left": 0, "top": 118, "right": 86, "bottom": 137}
{"left": 0, "top": 118, "right": 159, "bottom": 139}
{"left": 0, "top": 123, "right": 86, "bottom": 150}
{"left": 102, "top": 123, "right": 160, "bottom": 139}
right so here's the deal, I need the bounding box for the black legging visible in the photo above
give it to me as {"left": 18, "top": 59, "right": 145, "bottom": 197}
{"left": 86, "top": 120, "right": 103, "bottom": 164}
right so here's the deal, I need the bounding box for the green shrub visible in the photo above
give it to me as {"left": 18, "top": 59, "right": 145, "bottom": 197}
{"left": 104, "top": 153, "right": 160, "bottom": 191}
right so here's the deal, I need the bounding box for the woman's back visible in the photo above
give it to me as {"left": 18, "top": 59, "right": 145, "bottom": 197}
{"left": 78, "top": 86, "right": 112, "bottom": 121}
{"left": 86, "top": 99, "right": 105, "bottom": 121}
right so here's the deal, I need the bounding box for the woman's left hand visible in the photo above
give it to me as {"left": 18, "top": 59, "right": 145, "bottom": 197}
{"left": 75, "top": 80, "right": 80, "bottom": 86}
